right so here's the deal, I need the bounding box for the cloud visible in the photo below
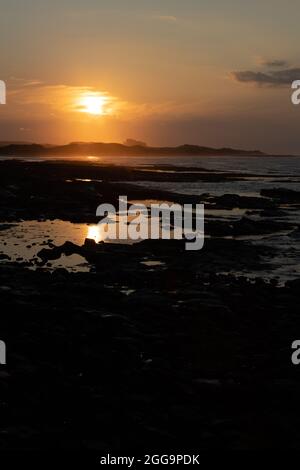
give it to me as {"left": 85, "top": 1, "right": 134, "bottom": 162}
{"left": 264, "top": 60, "right": 288, "bottom": 68}
{"left": 256, "top": 57, "right": 288, "bottom": 68}
{"left": 4, "top": 78, "right": 194, "bottom": 121}
{"left": 231, "top": 68, "right": 300, "bottom": 86}
{"left": 154, "top": 15, "right": 177, "bottom": 23}
{"left": 3, "top": 78, "right": 124, "bottom": 120}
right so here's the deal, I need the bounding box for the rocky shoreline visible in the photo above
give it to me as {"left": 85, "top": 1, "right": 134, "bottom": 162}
{"left": 0, "top": 159, "right": 300, "bottom": 450}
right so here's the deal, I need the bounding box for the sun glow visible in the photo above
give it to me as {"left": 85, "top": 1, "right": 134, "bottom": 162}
{"left": 87, "top": 225, "right": 103, "bottom": 243}
{"left": 79, "top": 95, "right": 108, "bottom": 115}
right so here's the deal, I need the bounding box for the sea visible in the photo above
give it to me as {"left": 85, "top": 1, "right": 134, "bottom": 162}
{"left": 0, "top": 155, "right": 299, "bottom": 282}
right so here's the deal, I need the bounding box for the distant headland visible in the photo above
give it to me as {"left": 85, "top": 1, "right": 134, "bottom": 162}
{"left": 0, "top": 141, "right": 284, "bottom": 157}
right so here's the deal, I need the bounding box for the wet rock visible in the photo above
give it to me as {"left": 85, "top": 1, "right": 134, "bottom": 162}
{"left": 37, "top": 241, "right": 82, "bottom": 261}
{"left": 52, "top": 267, "right": 69, "bottom": 277}
{"left": 260, "top": 209, "right": 288, "bottom": 218}
{"left": 0, "top": 158, "right": 299, "bottom": 451}
{"left": 261, "top": 188, "right": 300, "bottom": 203}
{"left": 84, "top": 238, "right": 97, "bottom": 249}
{"left": 0, "top": 223, "right": 16, "bottom": 231}
{"left": 210, "top": 194, "right": 275, "bottom": 209}
{"left": 0, "top": 187, "right": 17, "bottom": 200}
{"left": 206, "top": 217, "right": 287, "bottom": 237}
{"left": 289, "top": 227, "right": 300, "bottom": 239}
{"left": 286, "top": 278, "right": 300, "bottom": 290}
{"left": 232, "top": 217, "right": 287, "bottom": 235}
{"left": 0, "top": 285, "right": 12, "bottom": 291}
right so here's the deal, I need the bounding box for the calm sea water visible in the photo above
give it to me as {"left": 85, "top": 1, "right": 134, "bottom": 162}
{"left": 0, "top": 154, "right": 299, "bottom": 174}
{"left": 115, "top": 155, "right": 300, "bottom": 197}
{"left": 1, "top": 154, "right": 299, "bottom": 196}
{"left": 0, "top": 155, "right": 299, "bottom": 282}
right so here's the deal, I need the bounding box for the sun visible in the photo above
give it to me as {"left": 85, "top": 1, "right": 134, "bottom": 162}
{"left": 80, "top": 95, "right": 108, "bottom": 115}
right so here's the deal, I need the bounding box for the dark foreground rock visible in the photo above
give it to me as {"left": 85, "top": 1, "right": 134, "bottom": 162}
{"left": 0, "top": 160, "right": 299, "bottom": 451}
{"left": 261, "top": 188, "right": 300, "bottom": 204}
{"left": 206, "top": 217, "right": 289, "bottom": 237}
{"left": 0, "top": 161, "right": 289, "bottom": 223}
{"left": 0, "top": 235, "right": 300, "bottom": 451}
{"left": 36, "top": 237, "right": 274, "bottom": 276}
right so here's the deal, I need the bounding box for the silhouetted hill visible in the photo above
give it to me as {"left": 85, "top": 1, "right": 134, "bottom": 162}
{"left": 0, "top": 141, "right": 55, "bottom": 148}
{"left": 0, "top": 141, "right": 34, "bottom": 147}
{"left": 0, "top": 141, "right": 267, "bottom": 157}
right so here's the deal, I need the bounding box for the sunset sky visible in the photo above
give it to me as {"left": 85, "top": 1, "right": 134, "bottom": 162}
{"left": 1, "top": 0, "right": 300, "bottom": 153}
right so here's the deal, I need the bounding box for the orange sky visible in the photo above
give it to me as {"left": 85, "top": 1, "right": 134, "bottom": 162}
{"left": 1, "top": 0, "right": 300, "bottom": 153}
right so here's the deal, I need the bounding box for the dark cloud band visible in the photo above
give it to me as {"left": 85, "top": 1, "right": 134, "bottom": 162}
{"left": 259, "top": 59, "right": 288, "bottom": 68}
{"left": 231, "top": 68, "right": 300, "bottom": 86}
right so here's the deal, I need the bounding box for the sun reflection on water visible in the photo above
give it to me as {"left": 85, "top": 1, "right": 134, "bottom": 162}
{"left": 87, "top": 225, "right": 103, "bottom": 243}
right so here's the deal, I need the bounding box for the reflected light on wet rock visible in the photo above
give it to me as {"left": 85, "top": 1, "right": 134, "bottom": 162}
{"left": 86, "top": 225, "right": 103, "bottom": 243}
